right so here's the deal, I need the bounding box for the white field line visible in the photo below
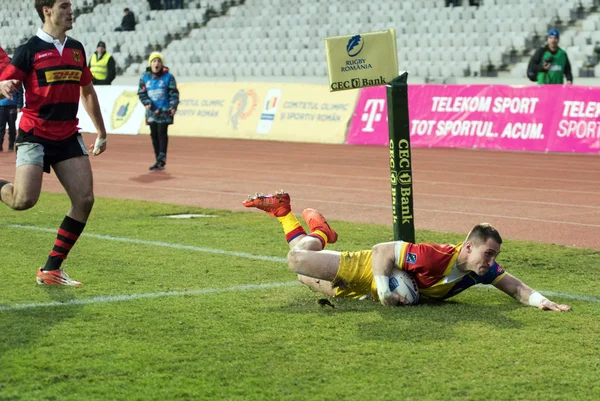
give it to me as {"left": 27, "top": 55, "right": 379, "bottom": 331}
{"left": 1, "top": 223, "right": 598, "bottom": 311}
{"left": 0, "top": 281, "right": 299, "bottom": 312}
{"left": 0, "top": 223, "right": 287, "bottom": 263}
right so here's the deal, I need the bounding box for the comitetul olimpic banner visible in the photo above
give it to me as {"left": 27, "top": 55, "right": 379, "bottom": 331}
{"left": 347, "top": 84, "right": 600, "bottom": 153}
{"left": 139, "top": 82, "right": 358, "bottom": 144}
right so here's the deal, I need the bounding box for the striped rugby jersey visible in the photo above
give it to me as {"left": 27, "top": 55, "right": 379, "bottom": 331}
{"left": 0, "top": 29, "right": 93, "bottom": 141}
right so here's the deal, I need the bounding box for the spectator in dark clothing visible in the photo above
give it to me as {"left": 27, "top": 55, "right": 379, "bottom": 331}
{"left": 148, "top": 0, "right": 161, "bottom": 10}
{"left": 115, "top": 8, "right": 136, "bottom": 31}
{"left": 164, "top": 0, "right": 184, "bottom": 8}
{"left": 445, "top": 0, "right": 480, "bottom": 5}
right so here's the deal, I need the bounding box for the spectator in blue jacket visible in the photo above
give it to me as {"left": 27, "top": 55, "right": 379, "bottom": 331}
{"left": 137, "top": 52, "right": 179, "bottom": 170}
{"left": 0, "top": 71, "right": 23, "bottom": 152}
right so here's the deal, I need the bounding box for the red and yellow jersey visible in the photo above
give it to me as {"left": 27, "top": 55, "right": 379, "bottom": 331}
{"left": 396, "top": 241, "right": 506, "bottom": 299}
{"left": 0, "top": 29, "right": 93, "bottom": 141}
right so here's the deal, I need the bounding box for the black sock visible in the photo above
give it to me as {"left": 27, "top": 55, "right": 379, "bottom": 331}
{"left": 43, "top": 216, "right": 86, "bottom": 271}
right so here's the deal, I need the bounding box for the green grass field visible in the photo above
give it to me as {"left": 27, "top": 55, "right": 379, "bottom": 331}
{"left": 1, "top": 193, "right": 599, "bottom": 401}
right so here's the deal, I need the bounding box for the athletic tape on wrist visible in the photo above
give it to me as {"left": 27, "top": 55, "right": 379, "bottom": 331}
{"left": 93, "top": 137, "right": 107, "bottom": 154}
{"left": 528, "top": 291, "right": 548, "bottom": 307}
{"left": 374, "top": 275, "right": 392, "bottom": 304}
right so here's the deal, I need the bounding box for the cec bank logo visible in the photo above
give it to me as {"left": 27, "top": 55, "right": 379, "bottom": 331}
{"left": 111, "top": 90, "right": 139, "bottom": 130}
{"left": 346, "top": 35, "right": 364, "bottom": 57}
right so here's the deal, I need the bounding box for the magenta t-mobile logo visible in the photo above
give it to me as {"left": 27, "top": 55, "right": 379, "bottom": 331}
{"left": 361, "top": 99, "right": 386, "bottom": 132}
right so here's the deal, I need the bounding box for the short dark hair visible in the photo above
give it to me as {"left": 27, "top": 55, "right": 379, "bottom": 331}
{"left": 467, "top": 223, "right": 502, "bottom": 245}
{"left": 35, "top": 0, "right": 57, "bottom": 23}
{"left": 124, "top": 7, "right": 129, "bottom": 12}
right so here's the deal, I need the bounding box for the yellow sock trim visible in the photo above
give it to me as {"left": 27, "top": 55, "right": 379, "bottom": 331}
{"left": 311, "top": 230, "right": 328, "bottom": 246}
{"left": 277, "top": 212, "right": 302, "bottom": 235}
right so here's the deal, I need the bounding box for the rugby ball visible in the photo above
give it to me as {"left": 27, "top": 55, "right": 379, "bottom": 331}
{"left": 389, "top": 269, "right": 419, "bottom": 305}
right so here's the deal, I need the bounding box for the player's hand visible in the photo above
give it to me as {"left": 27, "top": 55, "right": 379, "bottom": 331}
{"left": 169, "top": 108, "right": 176, "bottom": 116}
{"left": 381, "top": 292, "right": 409, "bottom": 307}
{"left": 145, "top": 104, "right": 151, "bottom": 111}
{"left": 542, "top": 61, "right": 552, "bottom": 71}
{"left": 538, "top": 299, "right": 570, "bottom": 312}
{"left": 0, "top": 79, "right": 21, "bottom": 100}
{"left": 89, "top": 136, "right": 107, "bottom": 156}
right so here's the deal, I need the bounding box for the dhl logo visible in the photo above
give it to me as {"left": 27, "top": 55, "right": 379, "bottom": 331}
{"left": 45, "top": 69, "right": 82, "bottom": 83}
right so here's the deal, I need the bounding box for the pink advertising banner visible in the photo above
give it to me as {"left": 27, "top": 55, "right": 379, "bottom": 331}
{"left": 347, "top": 84, "right": 600, "bottom": 153}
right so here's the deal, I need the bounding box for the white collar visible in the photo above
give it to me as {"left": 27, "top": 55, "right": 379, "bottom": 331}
{"left": 37, "top": 28, "right": 68, "bottom": 55}
{"left": 443, "top": 261, "right": 468, "bottom": 283}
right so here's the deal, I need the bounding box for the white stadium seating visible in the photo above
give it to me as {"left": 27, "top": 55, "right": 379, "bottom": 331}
{"left": 2, "top": 0, "right": 600, "bottom": 82}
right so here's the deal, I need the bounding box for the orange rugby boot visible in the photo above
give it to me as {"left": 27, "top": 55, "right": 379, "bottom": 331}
{"left": 301, "top": 208, "right": 338, "bottom": 244}
{"left": 36, "top": 268, "right": 82, "bottom": 286}
{"left": 243, "top": 190, "right": 291, "bottom": 217}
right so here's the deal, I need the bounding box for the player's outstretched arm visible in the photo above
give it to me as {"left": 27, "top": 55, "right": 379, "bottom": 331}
{"left": 81, "top": 83, "right": 107, "bottom": 156}
{"left": 494, "top": 273, "right": 571, "bottom": 312}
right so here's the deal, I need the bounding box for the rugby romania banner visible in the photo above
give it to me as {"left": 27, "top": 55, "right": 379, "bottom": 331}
{"left": 324, "top": 29, "right": 398, "bottom": 92}
{"left": 140, "top": 82, "right": 358, "bottom": 144}
{"left": 77, "top": 85, "right": 145, "bottom": 135}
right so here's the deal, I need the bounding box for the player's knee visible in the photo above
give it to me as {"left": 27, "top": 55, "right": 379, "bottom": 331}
{"left": 287, "top": 249, "right": 304, "bottom": 273}
{"left": 76, "top": 193, "right": 95, "bottom": 214}
{"left": 12, "top": 196, "right": 37, "bottom": 210}
{"left": 297, "top": 274, "right": 311, "bottom": 286}
{"left": 10, "top": 190, "right": 39, "bottom": 210}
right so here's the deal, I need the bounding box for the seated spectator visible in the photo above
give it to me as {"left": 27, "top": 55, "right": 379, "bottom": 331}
{"left": 164, "top": 0, "right": 184, "bottom": 8}
{"left": 115, "top": 8, "right": 136, "bottom": 31}
{"left": 148, "top": 0, "right": 161, "bottom": 10}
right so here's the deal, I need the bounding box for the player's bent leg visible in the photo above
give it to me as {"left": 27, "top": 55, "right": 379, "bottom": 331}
{"left": 0, "top": 164, "right": 43, "bottom": 210}
{"left": 297, "top": 274, "right": 336, "bottom": 296}
{"left": 290, "top": 235, "right": 323, "bottom": 252}
{"left": 287, "top": 248, "right": 341, "bottom": 281}
{"left": 243, "top": 191, "right": 291, "bottom": 217}
{"left": 301, "top": 208, "right": 338, "bottom": 247}
{"left": 53, "top": 156, "right": 95, "bottom": 222}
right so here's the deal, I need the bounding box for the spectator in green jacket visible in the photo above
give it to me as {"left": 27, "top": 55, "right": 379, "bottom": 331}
{"left": 527, "top": 29, "right": 573, "bottom": 85}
